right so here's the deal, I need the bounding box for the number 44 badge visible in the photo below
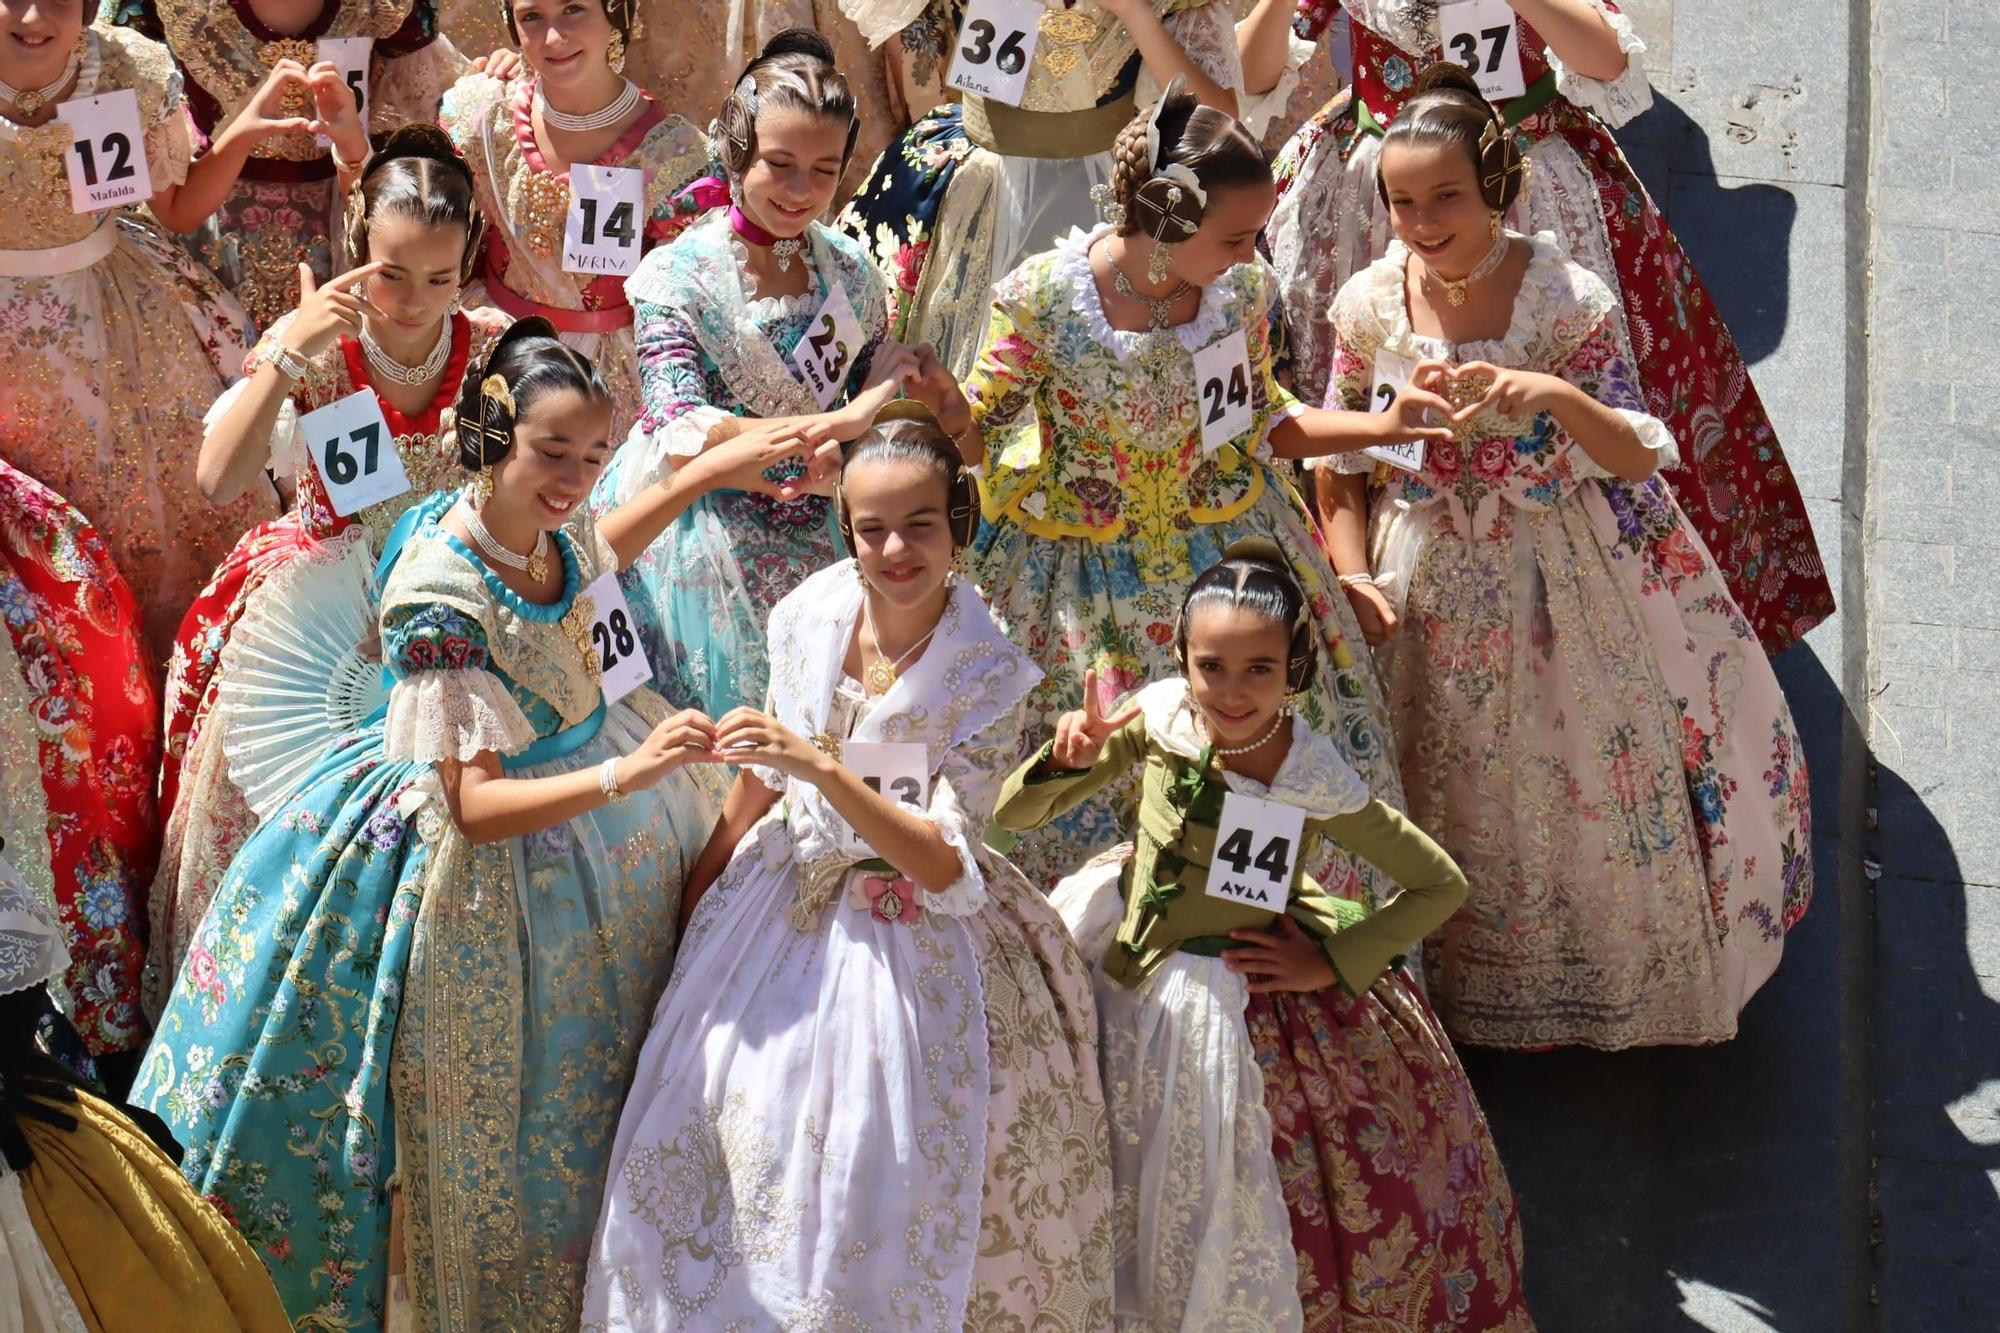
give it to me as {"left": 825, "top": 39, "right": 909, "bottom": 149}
{"left": 1205, "top": 791, "right": 1305, "bottom": 911}
{"left": 299, "top": 389, "right": 413, "bottom": 518}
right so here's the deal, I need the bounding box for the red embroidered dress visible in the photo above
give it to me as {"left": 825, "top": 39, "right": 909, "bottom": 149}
{"left": 1271, "top": 0, "right": 1832, "bottom": 654}
{"left": 144, "top": 308, "right": 507, "bottom": 1019}
{"left": 0, "top": 461, "right": 160, "bottom": 1055}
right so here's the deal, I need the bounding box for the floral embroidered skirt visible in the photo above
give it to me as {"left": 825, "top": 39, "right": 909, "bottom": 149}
{"left": 1052, "top": 852, "right": 1533, "bottom": 1331}
{"left": 0, "top": 461, "right": 160, "bottom": 1056}
{"left": 135, "top": 695, "right": 716, "bottom": 1330}
{"left": 1375, "top": 480, "right": 1814, "bottom": 1049}
{"left": 970, "top": 479, "right": 1403, "bottom": 897}
{"left": 585, "top": 832, "right": 1114, "bottom": 1330}
{"left": 0, "top": 218, "right": 272, "bottom": 659}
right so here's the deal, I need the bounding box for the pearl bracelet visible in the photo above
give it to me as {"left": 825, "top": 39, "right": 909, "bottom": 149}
{"left": 270, "top": 345, "right": 310, "bottom": 383}
{"left": 598, "top": 756, "right": 626, "bottom": 804}
{"left": 1337, "top": 572, "right": 1376, "bottom": 589}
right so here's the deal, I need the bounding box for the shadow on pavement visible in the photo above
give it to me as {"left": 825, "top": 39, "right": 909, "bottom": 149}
{"left": 1619, "top": 92, "right": 1798, "bottom": 368}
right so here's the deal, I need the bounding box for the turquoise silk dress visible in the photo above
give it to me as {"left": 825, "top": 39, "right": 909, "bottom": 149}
{"left": 132, "top": 491, "right": 724, "bottom": 1332}
{"left": 591, "top": 210, "right": 889, "bottom": 719}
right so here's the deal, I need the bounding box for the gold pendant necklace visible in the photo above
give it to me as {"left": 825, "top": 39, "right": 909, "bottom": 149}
{"left": 861, "top": 595, "right": 936, "bottom": 695}
{"left": 1424, "top": 231, "right": 1511, "bottom": 307}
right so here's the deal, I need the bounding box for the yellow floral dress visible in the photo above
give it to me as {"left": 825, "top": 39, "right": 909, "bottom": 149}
{"left": 962, "top": 224, "right": 1401, "bottom": 891}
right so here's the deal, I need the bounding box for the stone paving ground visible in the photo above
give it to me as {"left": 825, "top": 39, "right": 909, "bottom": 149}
{"left": 1383, "top": 0, "right": 1996, "bottom": 1328}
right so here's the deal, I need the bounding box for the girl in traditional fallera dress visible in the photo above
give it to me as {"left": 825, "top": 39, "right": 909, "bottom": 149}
{"left": 440, "top": 0, "right": 709, "bottom": 444}
{"left": 995, "top": 543, "right": 1531, "bottom": 1331}
{"left": 133, "top": 324, "right": 828, "bottom": 1329}
{"left": 906, "top": 84, "right": 1449, "bottom": 888}
{"left": 143, "top": 125, "right": 506, "bottom": 1019}
{"left": 585, "top": 407, "right": 1114, "bottom": 1331}
{"left": 1259, "top": 0, "right": 1830, "bottom": 653}
{"left": 109, "top": 0, "right": 468, "bottom": 333}
{"left": 596, "top": 30, "right": 898, "bottom": 719}
{"left": 839, "top": 0, "right": 1251, "bottom": 378}
{"left": 1320, "top": 65, "right": 1812, "bottom": 1049}
{"left": 0, "top": 4, "right": 320, "bottom": 658}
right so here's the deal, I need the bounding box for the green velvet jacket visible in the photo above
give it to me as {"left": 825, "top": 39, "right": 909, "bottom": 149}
{"left": 994, "top": 680, "right": 1467, "bottom": 994}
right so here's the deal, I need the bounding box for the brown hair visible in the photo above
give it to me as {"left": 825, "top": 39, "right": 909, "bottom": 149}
{"left": 341, "top": 124, "right": 483, "bottom": 284}
{"left": 712, "top": 28, "right": 860, "bottom": 180}
{"left": 1375, "top": 62, "right": 1529, "bottom": 211}
{"left": 504, "top": 0, "right": 637, "bottom": 43}
{"left": 836, "top": 406, "right": 979, "bottom": 552}
{"left": 1106, "top": 80, "right": 1269, "bottom": 240}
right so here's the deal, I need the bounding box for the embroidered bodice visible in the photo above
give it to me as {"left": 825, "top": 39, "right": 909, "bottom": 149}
{"left": 0, "top": 28, "right": 187, "bottom": 248}
{"left": 1294, "top": 0, "right": 1652, "bottom": 129}
{"left": 378, "top": 490, "right": 618, "bottom": 764}
{"left": 1325, "top": 233, "right": 1676, "bottom": 526}
{"left": 439, "top": 73, "right": 709, "bottom": 313}
{"left": 963, "top": 226, "right": 1301, "bottom": 583}
{"left": 222, "top": 307, "right": 509, "bottom": 550}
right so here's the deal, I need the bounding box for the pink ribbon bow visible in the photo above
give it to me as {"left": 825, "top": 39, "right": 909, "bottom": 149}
{"left": 861, "top": 875, "right": 921, "bottom": 925}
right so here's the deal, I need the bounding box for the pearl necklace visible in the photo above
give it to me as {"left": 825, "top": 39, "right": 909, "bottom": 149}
{"left": 360, "top": 318, "right": 451, "bottom": 387}
{"left": 1201, "top": 706, "right": 1288, "bottom": 757}
{"left": 458, "top": 499, "right": 550, "bottom": 582}
{"left": 0, "top": 52, "right": 78, "bottom": 117}
{"left": 535, "top": 78, "right": 640, "bottom": 133}
{"left": 1422, "top": 231, "right": 1511, "bottom": 308}
{"left": 860, "top": 595, "right": 936, "bottom": 695}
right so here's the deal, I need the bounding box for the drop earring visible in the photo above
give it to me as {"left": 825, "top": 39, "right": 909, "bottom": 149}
{"left": 1488, "top": 210, "right": 1501, "bottom": 240}
{"left": 1146, "top": 240, "right": 1173, "bottom": 286}
{"left": 606, "top": 31, "right": 627, "bottom": 73}
{"left": 470, "top": 463, "right": 494, "bottom": 507}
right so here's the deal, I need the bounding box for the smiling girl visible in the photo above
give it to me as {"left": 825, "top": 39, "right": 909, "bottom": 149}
{"left": 592, "top": 29, "right": 906, "bottom": 720}
{"left": 585, "top": 404, "right": 1112, "bottom": 1330}
{"left": 1320, "top": 64, "right": 1813, "bottom": 1049}
{"left": 141, "top": 124, "right": 507, "bottom": 1022}
{"left": 908, "top": 81, "right": 1445, "bottom": 890}
{"left": 439, "top": 0, "right": 708, "bottom": 443}
{"left": 134, "top": 322, "right": 830, "bottom": 1328}
{"left": 994, "top": 541, "right": 1530, "bottom": 1330}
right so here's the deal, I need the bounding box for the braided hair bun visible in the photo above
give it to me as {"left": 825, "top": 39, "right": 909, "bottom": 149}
{"left": 1104, "top": 79, "right": 1269, "bottom": 240}
{"left": 454, "top": 316, "right": 609, "bottom": 472}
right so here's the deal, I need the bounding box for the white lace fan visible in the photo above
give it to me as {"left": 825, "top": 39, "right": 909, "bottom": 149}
{"left": 217, "top": 533, "right": 390, "bottom": 819}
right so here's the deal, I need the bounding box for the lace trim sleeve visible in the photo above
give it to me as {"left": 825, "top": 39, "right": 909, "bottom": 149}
{"left": 1546, "top": 2, "right": 1653, "bottom": 129}
{"left": 1138, "top": 2, "right": 1247, "bottom": 107}
{"left": 383, "top": 667, "right": 539, "bottom": 764}
{"left": 1234, "top": 26, "right": 1315, "bottom": 138}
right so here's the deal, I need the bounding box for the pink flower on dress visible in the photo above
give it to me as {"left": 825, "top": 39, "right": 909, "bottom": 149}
{"left": 861, "top": 875, "right": 920, "bottom": 924}
{"left": 1472, "top": 437, "right": 1513, "bottom": 484}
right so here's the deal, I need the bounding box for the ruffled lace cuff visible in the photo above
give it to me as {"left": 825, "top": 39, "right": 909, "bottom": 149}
{"left": 1547, "top": 4, "right": 1653, "bottom": 128}
{"left": 1256, "top": 399, "right": 1306, "bottom": 460}
{"left": 612, "top": 406, "right": 727, "bottom": 501}
{"left": 1570, "top": 408, "right": 1680, "bottom": 480}
{"left": 1311, "top": 445, "right": 1381, "bottom": 474}
{"left": 1235, "top": 28, "right": 1316, "bottom": 139}
{"left": 205, "top": 377, "right": 304, "bottom": 478}
{"left": 917, "top": 774, "right": 987, "bottom": 918}
{"left": 383, "top": 667, "right": 538, "bottom": 763}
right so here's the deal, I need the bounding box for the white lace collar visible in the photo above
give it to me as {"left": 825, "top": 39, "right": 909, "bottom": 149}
{"left": 1134, "top": 678, "right": 1370, "bottom": 818}
{"left": 726, "top": 221, "right": 824, "bottom": 316}
{"left": 1055, "top": 224, "right": 1239, "bottom": 363}
{"left": 1359, "top": 230, "right": 1611, "bottom": 368}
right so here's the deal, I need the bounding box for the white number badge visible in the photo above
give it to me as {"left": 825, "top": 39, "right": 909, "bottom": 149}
{"left": 563, "top": 164, "right": 646, "bottom": 278}
{"left": 838, "top": 741, "right": 930, "bottom": 856}
{"left": 947, "top": 0, "right": 1042, "bottom": 107}
{"left": 55, "top": 89, "right": 153, "bottom": 213}
{"left": 581, "top": 572, "right": 652, "bottom": 705}
{"left": 1204, "top": 791, "right": 1305, "bottom": 912}
{"left": 1191, "top": 330, "right": 1254, "bottom": 454}
{"left": 299, "top": 389, "right": 412, "bottom": 517}
{"left": 790, "top": 282, "right": 864, "bottom": 408}
{"left": 1364, "top": 349, "right": 1426, "bottom": 473}
{"left": 1441, "top": 0, "right": 1527, "bottom": 101}
{"left": 315, "top": 36, "right": 373, "bottom": 146}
